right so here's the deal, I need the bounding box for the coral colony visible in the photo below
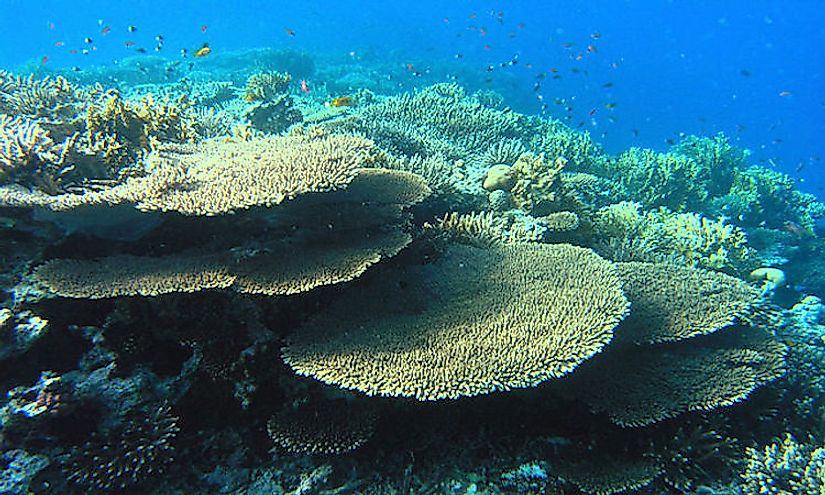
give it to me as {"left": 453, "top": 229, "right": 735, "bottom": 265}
{"left": 0, "top": 49, "right": 824, "bottom": 494}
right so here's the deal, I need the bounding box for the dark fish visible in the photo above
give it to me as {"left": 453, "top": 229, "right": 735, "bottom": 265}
{"left": 128, "top": 25, "right": 137, "bottom": 32}
{"left": 739, "top": 69, "right": 751, "bottom": 76}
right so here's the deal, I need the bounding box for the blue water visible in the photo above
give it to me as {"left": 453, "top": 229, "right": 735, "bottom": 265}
{"left": 2, "top": 0, "right": 823, "bottom": 197}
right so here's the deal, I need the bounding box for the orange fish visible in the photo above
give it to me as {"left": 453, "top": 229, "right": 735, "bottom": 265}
{"left": 300, "top": 79, "right": 310, "bottom": 94}
{"left": 193, "top": 43, "right": 211, "bottom": 57}
{"left": 587, "top": 44, "right": 597, "bottom": 53}
{"left": 101, "top": 25, "right": 111, "bottom": 35}
{"left": 405, "top": 63, "right": 414, "bottom": 71}
{"left": 328, "top": 96, "right": 353, "bottom": 107}
{"left": 779, "top": 91, "right": 792, "bottom": 97}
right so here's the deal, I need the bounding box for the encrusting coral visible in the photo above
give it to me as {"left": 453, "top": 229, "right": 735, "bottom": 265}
{"left": 283, "top": 242, "right": 629, "bottom": 400}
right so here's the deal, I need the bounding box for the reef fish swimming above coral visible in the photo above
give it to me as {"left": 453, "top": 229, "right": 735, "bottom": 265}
{"left": 0, "top": 15, "right": 823, "bottom": 493}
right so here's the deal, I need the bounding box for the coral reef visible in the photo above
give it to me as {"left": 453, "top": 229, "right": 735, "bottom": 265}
{"left": 0, "top": 61, "right": 821, "bottom": 495}
{"left": 741, "top": 433, "right": 825, "bottom": 494}
{"left": 284, "top": 242, "right": 628, "bottom": 400}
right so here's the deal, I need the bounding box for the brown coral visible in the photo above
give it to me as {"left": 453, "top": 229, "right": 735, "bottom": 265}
{"left": 283, "top": 242, "right": 629, "bottom": 400}
{"left": 613, "top": 262, "right": 761, "bottom": 345}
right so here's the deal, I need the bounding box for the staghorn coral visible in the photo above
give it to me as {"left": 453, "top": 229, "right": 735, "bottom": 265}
{"left": 562, "top": 326, "right": 786, "bottom": 427}
{"left": 741, "top": 433, "right": 825, "bottom": 495}
{"left": 612, "top": 261, "right": 762, "bottom": 345}
{"left": 283, "top": 242, "right": 629, "bottom": 400}
{"left": 243, "top": 70, "right": 291, "bottom": 102}
{"left": 671, "top": 133, "right": 746, "bottom": 198}
{"left": 425, "top": 211, "right": 510, "bottom": 246}
{"left": 267, "top": 399, "right": 376, "bottom": 455}
{"left": 66, "top": 403, "right": 179, "bottom": 492}
{"left": 480, "top": 138, "right": 527, "bottom": 168}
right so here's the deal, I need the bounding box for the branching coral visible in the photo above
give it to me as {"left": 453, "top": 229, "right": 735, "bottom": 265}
{"left": 0, "top": 115, "right": 63, "bottom": 186}
{"left": 283, "top": 242, "right": 629, "bottom": 400}
{"left": 741, "top": 433, "right": 825, "bottom": 495}
{"left": 243, "top": 71, "right": 291, "bottom": 102}
{"left": 66, "top": 404, "right": 179, "bottom": 492}
{"left": 593, "top": 202, "right": 755, "bottom": 273}
{"left": 322, "top": 83, "right": 526, "bottom": 162}
{"left": 244, "top": 94, "right": 303, "bottom": 134}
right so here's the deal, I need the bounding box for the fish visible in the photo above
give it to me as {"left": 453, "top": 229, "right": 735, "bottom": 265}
{"left": 125, "top": 40, "right": 136, "bottom": 47}
{"left": 285, "top": 28, "right": 296, "bottom": 37}
{"left": 328, "top": 96, "right": 354, "bottom": 107}
{"left": 155, "top": 35, "right": 164, "bottom": 41}
{"left": 101, "top": 25, "right": 111, "bottom": 35}
{"left": 586, "top": 44, "right": 598, "bottom": 53}
{"left": 778, "top": 91, "right": 792, "bottom": 97}
{"left": 41, "top": 56, "right": 49, "bottom": 65}
{"left": 47, "top": 21, "right": 55, "bottom": 30}
{"left": 201, "top": 24, "right": 208, "bottom": 33}
{"left": 180, "top": 48, "right": 188, "bottom": 57}
{"left": 602, "top": 82, "right": 613, "bottom": 88}
{"left": 605, "top": 102, "right": 618, "bottom": 109}
{"left": 128, "top": 25, "right": 138, "bottom": 32}
{"left": 84, "top": 37, "right": 93, "bottom": 44}
{"left": 740, "top": 69, "right": 752, "bottom": 76}
{"left": 193, "top": 43, "right": 211, "bottom": 57}
{"left": 135, "top": 48, "right": 147, "bottom": 54}
{"left": 590, "top": 31, "right": 601, "bottom": 39}
{"left": 54, "top": 41, "right": 65, "bottom": 47}
{"left": 300, "top": 79, "right": 310, "bottom": 94}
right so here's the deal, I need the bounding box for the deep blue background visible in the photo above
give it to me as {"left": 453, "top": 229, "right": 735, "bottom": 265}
{"left": 1, "top": 1, "right": 823, "bottom": 199}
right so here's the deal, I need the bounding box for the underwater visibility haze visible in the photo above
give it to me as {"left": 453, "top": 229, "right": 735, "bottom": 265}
{"left": 0, "top": 1, "right": 824, "bottom": 494}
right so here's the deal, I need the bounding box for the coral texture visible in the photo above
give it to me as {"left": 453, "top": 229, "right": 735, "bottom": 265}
{"left": 284, "top": 242, "right": 629, "bottom": 400}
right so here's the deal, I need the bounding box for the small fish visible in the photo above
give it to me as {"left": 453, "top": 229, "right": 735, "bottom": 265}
{"left": 454, "top": 53, "right": 463, "bottom": 59}
{"left": 605, "top": 102, "right": 618, "bottom": 109}
{"left": 155, "top": 34, "right": 164, "bottom": 41}
{"left": 328, "top": 96, "right": 354, "bottom": 107}
{"left": 72, "top": 66, "right": 81, "bottom": 72}
{"left": 586, "top": 44, "right": 597, "bottom": 53}
{"left": 479, "top": 26, "right": 487, "bottom": 36}
{"left": 739, "top": 69, "right": 751, "bottom": 76}
{"left": 300, "top": 79, "right": 310, "bottom": 94}
{"left": 443, "top": 17, "right": 449, "bottom": 24}
{"left": 101, "top": 25, "right": 111, "bottom": 35}
{"left": 517, "top": 22, "right": 526, "bottom": 29}
{"left": 602, "top": 82, "right": 613, "bottom": 88}
{"left": 468, "top": 13, "right": 477, "bottom": 19}
{"left": 41, "top": 55, "right": 49, "bottom": 65}
{"left": 81, "top": 48, "right": 89, "bottom": 55}
{"left": 54, "top": 40, "right": 65, "bottom": 47}
{"left": 180, "top": 48, "right": 188, "bottom": 57}
{"left": 128, "top": 25, "right": 138, "bottom": 32}
{"left": 778, "top": 91, "right": 792, "bottom": 97}
{"left": 483, "top": 44, "right": 491, "bottom": 50}
{"left": 47, "top": 21, "right": 55, "bottom": 30}
{"left": 125, "top": 40, "right": 136, "bottom": 47}
{"left": 84, "top": 37, "right": 93, "bottom": 44}
{"left": 590, "top": 31, "right": 601, "bottom": 39}
{"left": 201, "top": 24, "right": 208, "bottom": 33}
{"left": 193, "top": 43, "right": 211, "bottom": 57}
{"left": 588, "top": 108, "right": 597, "bottom": 117}
{"left": 285, "top": 28, "right": 296, "bottom": 37}
{"left": 135, "top": 47, "right": 147, "bottom": 54}
{"left": 68, "top": 49, "right": 78, "bottom": 54}
{"left": 562, "top": 42, "right": 574, "bottom": 49}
